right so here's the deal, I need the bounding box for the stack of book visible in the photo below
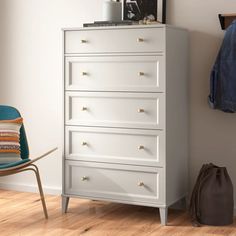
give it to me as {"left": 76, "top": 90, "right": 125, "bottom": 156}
{"left": 83, "top": 20, "right": 138, "bottom": 27}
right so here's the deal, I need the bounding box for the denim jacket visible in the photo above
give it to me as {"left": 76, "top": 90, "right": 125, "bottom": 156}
{"left": 208, "top": 20, "right": 236, "bottom": 112}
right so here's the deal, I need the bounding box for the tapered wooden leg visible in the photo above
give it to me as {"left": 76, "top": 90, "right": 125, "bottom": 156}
{"left": 159, "top": 207, "right": 168, "bottom": 226}
{"left": 62, "top": 196, "right": 70, "bottom": 213}
{"left": 31, "top": 164, "right": 48, "bottom": 219}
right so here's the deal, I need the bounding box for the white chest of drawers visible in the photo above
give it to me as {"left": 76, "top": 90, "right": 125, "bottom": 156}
{"left": 62, "top": 25, "right": 188, "bottom": 225}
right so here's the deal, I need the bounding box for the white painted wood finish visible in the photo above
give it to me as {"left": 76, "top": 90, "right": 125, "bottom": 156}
{"left": 65, "top": 28, "right": 165, "bottom": 54}
{"left": 65, "top": 126, "right": 165, "bottom": 167}
{"left": 65, "top": 56, "right": 165, "bottom": 92}
{"left": 165, "top": 28, "right": 189, "bottom": 206}
{"left": 65, "top": 161, "right": 164, "bottom": 204}
{"left": 63, "top": 25, "right": 188, "bottom": 226}
{"left": 65, "top": 92, "right": 165, "bottom": 130}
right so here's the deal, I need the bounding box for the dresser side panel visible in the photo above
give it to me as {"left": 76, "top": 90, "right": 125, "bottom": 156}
{"left": 62, "top": 30, "right": 66, "bottom": 195}
{"left": 165, "top": 28, "right": 189, "bottom": 206}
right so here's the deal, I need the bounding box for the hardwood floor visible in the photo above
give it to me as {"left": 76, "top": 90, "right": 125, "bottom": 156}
{"left": 0, "top": 190, "right": 235, "bottom": 236}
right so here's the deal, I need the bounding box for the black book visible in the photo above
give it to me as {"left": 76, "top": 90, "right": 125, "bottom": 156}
{"left": 83, "top": 20, "right": 137, "bottom": 27}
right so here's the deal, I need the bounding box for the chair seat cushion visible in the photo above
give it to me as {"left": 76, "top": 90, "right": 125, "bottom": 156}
{"left": 0, "top": 118, "right": 23, "bottom": 164}
{"left": 0, "top": 158, "right": 31, "bottom": 169}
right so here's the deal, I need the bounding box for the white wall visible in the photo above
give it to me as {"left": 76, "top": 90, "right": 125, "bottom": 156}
{"left": 167, "top": 0, "right": 236, "bottom": 207}
{"left": 0, "top": 0, "right": 103, "bottom": 194}
{"left": 0, "top": 0, "right": 236, "bottom": 207}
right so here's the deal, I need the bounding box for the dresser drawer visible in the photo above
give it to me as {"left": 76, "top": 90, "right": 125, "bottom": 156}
{"left": 65, "top": 55, "right": 165, "bottom": 92}
{"left": 65, "top": 161, "right": 164, "bottom": 204}
{"left": 65, "top": 92, "right": 165, "bottom": 130}
{"left": 64, "top": 27, "right": 165, "bottom": 54}
{"left": 65, "top": 126, "right": 165, "bottom": 167}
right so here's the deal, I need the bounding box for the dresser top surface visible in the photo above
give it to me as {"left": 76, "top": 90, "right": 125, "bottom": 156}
{"left": 62, "top": 24, "right": 187, "bottom": 32}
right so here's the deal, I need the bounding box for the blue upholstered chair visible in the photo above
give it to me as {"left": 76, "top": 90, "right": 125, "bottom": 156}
{"left": 0, "top": 105, "right": 57, "bottom": 219}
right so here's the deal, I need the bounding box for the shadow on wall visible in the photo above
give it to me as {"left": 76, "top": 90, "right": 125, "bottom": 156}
{"left": 189, "top": 30, "right": 223, "bottom": 108}
{"left": 188, "top": 30, "right": 236, "bottom": 205}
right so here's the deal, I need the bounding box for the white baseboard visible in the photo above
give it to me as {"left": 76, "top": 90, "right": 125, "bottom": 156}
{"left": 0, "top": 182, "right": 61, "bottom": 195}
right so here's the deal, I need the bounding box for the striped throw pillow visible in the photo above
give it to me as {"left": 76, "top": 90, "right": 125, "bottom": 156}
{"left": 0, "top": 118, "right": 23, "bottom": 163}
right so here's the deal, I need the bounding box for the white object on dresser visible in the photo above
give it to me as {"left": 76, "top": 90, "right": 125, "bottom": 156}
{"left": 62, "top": 25, "right": 188, "bottom": 226}
{"left": 102, "top": 0, "right": 122, "bottom": 21}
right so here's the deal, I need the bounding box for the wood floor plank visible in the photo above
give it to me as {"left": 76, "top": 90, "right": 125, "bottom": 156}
{"left": 0, "top": 189, "right": 235, "bottom": 236}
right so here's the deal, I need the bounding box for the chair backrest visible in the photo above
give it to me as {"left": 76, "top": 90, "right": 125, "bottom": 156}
{"left": 0, "top": 105, "right": 29, "bottom": 160}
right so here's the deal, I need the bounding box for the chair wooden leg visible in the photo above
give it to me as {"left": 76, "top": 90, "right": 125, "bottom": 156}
{"left": 0, "top": 165, "right": 49, "bottom": 219}
{"left": 31, "top": 164, "right": 48, "bottom": 219}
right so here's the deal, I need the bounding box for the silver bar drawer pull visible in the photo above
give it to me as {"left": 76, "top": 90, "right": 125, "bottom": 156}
{"left": 138, "top": 182, "right": 144, "bottom": 187}
{"left": 81, "top": 176, "right": 89, "bottom": 181}
{"left": 138, "top": 108, "right": 145, "bottom": 113}
{"left": 80, "top": 39, "right": 87, "bottom": 43}
{"left": 138, "top": 72, "right": 145, "bottom": 76}
{"left": 137, "top": 38, "right": 144, "bottom": 42}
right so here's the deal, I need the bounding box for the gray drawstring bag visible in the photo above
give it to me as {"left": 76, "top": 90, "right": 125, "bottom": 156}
{"left": 190, "top": 163, "right": 234, "bottom": 226}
